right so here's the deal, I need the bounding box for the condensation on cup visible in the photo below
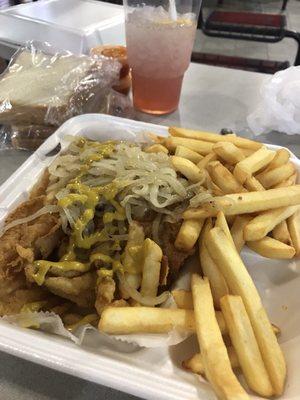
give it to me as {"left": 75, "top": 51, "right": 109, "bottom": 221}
{"left": 124, "top": 0, "right": 201, "bottom": 115}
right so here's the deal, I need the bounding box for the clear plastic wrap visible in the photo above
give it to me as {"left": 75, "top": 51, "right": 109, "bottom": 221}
{"left": 0, "top": 42, "right": 134, "bottom": 150}
{"left": 247, "top": 66, "right": 300, "bottom": 136}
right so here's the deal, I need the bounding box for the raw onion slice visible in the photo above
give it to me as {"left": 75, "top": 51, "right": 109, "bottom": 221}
{"left": 117, "top": 272, "right": 169, "bottom": 306}
{"left": 0, "top": 205, "right": 60, "bottom": 237}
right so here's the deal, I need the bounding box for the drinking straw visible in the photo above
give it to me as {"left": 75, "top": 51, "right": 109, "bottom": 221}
{"left": 169, "top": 0, "right": 177, "bottom": 21}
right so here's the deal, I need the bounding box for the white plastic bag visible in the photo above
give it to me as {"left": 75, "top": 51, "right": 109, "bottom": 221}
{"left": 247, "top": 66, "right": 300, "bottom": 135}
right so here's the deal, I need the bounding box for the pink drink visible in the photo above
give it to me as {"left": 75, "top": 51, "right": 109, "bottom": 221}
{"left": 126, "top": 7, "right": 196, "bottom": 114}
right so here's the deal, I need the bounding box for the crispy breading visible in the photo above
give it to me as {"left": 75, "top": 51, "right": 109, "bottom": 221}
{"left": 29, "top": 170, "right": 50, "bottom": 199}
{"left": 95, "top": 275, "right": 116, "bottom": 315}
{"left": 0, "top": 286, "right": 49, "bottom": 316}
{"left": 0, "top": 196, "right": 60, "bottom": 276}
{"left": 35, "top": 221, "right": 64, "bottom": 259}
{"left": 44, "top": 272, "right": 96, "bottom": 308}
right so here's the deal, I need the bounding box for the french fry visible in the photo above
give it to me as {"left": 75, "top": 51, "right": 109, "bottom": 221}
{"left": 287, "top": 209, "right": 300, "bottom": 255}
{"left": 244, "top": 176, "right": 265, "bottom": 192}
{"left": 234, "top": 147, "right": 275, "bottom": 184}
{"left": 272, "top": 220, "right": 293, "bottom": 246}
{"left": 272, "top": 324, "right": 281, "bottom": 336}
{"left": 230, "top": 215, "right": 253, "bottom": 253}
{"left": 99, "top": 306, "right": 228, "bottom": 335}
{"left": 197, "top": 152, "right": 218, "bottom": 169}
{"left": 175, "top": 145, "right": 203, "bottom": 163}
{"left": 120, "top": 222, "right": 144, "bottom": 299}
{"left": 171, "top": 156, "right": 205, "bottom": 183}
{"left": 171, "top": 290, "right": 227, "bottom": 333}
{"left": 262, "top": 148, "right": 290, "bottom": 172}
{"left": 144, "top": 144, "right": 169, "bottom": 154}
{"left": 226, "top": 215, "right": 236, "bottom": 226}
{"left": 99, "top": 307, "right": 195, "bottom": 334}
{"left": 140, "top": 239, "right": 162, "bottom": 297}
{"left": 208, "top": 180, "right": 224, "bottom": 196}
{"left": 207, "top": 161, "right": 245, "bottom": 194}
{"left": 215, "top": 211, "right": 235, "bottom": 248}
{"left": 213, "top": 142, "right": 245, "bottom": 165}
{"left": 244, "top": 205, "right": 300, "bottom": 241}
{"left": 183, "top": 185, "right": 300, "bottom": 219}
{"left": 200, "top": 246, "right": 230, "bottom": 310}
{"left": 171, "top": 289, "right": 280, "bottom": 336}
{"left": 206, "top": 227, "right": 287, "bottom": 395}
{"left": 224, "top": 163, "right": 234, "bottom": 173}
{"left": 200, "top": 219, "right": 229, "bottom": 309}
{"left": 164, "top": 137, "right": 214, "bottom": 155}
{"left": 191, "top": 275, "right": 249, "bottom": 400}
{"left": 220, "top": 295, "right": 273, "bottom": 397}
{"left": 147, "top": 133, "right": 164, "bottom": 144}
{"left": 183, "top": 347, "right": 239, "bottom": 375}
{"left": 241, "top": 148, "right": 256, "bottom": 157}
{"left": 175, "top": 219, "right": 204, "bottom": 251}
{"left": 172, "top": 289, "right": 194, "bottom": 309}
{"left": 274, "top": 172, "right": 297, "bottom": 188}
{"left": 169, "top": 127, "right": 262, "bottom": 150}
{"left": 247, "top": 237, "right": 296, "bottom": 259}
{"left": 256, "top": 162, "right": 295, "bottom": 189}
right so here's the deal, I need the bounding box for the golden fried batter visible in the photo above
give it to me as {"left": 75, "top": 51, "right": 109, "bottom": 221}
{"left": 44, "top": 272, "right": 96, "bottom": 308}
{"left": 95, "top": 276, "right": 116, "bottom": 315}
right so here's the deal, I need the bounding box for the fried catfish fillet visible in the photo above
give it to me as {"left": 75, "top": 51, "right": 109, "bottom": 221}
{"left": 44, "top": 272, "right": 96, "bottom": 308}
{"left": 95, "top": 275, "right": 116, "bottom": 315}
{"left": 0, "top": 170, "right": 64, "bottom": 314}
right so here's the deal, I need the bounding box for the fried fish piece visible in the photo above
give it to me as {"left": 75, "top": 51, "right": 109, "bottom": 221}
{"left": 95, "top": 275, "right": 116, "bottom": 315}
{"left": 0, "top": 196, "right": 61, "bottom": 278}
{"left": 0, "top": 286, "right": 49, "bottom": 316}
{"left": 44, "top": 272, "right": 96, "bottom": 308}
{"left": 29, "top": 170, "right": 50, "bottom": 200}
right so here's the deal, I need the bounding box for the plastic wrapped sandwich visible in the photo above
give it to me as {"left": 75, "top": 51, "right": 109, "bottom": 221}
{"left": 0, "top": 42, "right": 133, "bottom": 150}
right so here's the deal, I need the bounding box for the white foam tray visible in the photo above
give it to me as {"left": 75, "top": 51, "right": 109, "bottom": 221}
{"left": 0, "top": 114, "right": 299, "bottom": 400}
{"left": 0, "top": 0, "right": 125, "bottom": 55}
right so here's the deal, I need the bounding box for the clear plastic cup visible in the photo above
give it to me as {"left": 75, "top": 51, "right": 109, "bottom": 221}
{"left": 124, "top": 0, "right": 201, "bottom": 115}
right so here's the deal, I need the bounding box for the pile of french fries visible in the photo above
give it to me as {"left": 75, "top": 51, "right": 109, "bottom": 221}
{"left": 99, "top": 127, "right": 300, "bottom": 399}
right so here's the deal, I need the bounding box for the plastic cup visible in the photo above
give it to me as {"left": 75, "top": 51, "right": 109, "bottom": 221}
{"left": 124, "top": 0, "right": 201, "bottom": 115}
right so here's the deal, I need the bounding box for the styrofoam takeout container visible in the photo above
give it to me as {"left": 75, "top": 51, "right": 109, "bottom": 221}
{"left": 0, "top": 0, "right": 125, "bottom": 55}
{"left": 0, "top": 114, "right": 299, "bottom": 400}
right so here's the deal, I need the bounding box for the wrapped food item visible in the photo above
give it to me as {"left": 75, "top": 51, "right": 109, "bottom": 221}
{"left": 11, "top": 124, "right": 56, "bottom": 151}
{"left": 0, "top": 42, "right": 136, "bottom": 151}
{"left": 91, "top": 45, "right": 131, "bottom": 95}
{"left": 0, "top": 42, "right": 121, "bottom": 127}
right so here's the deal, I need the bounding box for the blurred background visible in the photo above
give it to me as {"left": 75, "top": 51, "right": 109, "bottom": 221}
{"left": 0, "top": 0, "right": 299, "bottom": 74}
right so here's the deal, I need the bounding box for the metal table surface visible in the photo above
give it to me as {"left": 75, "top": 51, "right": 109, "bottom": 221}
{"left": 0, "top": 62, "right": 299, "bottom": 400}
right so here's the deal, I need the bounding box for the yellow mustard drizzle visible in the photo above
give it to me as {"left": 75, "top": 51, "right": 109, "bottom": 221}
{"left": 58, "top": 181, "right": 119, "bottom": 249}
{"left": 32, "top": 260, "right": 90, "bottom": 286}
{"left": 91, "top": 253, "right": 124, "bottom": 274}
{"left": 33, "top": 140, "right": 128, "bottom": 284}
{"left": 58, "top": 194, "right": 88, "bottom": 208}
{"left": 121, "top": 244, "right": 144, "bottom": 274}
{"left": 60, "top": 240, "right": 76, "bottom": 261}
{"left": 97, "top": 269, "right": 114, "bottom": 278}
{"left": 66, "top": 314, "right": 99, "bottom": 332}
{"left": 90, "top": 253, "right": 114, "bottom": 264}
{"left": 82, "top": 141, "right": 116, "bottom": 164}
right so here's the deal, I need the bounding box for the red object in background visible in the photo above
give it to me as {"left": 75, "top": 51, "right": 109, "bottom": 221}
{"left": 208, "top": 11, "right": 284, "bottom": 29}
{"left": 191, "top": 52, "right": 290, "bottom": 74}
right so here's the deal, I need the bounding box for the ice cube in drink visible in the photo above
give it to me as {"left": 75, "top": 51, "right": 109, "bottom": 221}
{"left": 125, "top": 7, "right": 196, "bottom": 114}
